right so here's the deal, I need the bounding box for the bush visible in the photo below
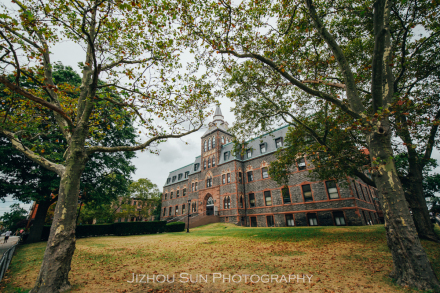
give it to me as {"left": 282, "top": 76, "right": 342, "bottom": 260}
{"left": 40, "top": 221, "right": 167, "bottom": 240}
{"left": 165, "top": 222, "right": 185, "bottom": 232}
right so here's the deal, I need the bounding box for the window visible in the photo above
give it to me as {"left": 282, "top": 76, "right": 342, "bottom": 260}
{"left": 262, "top": 167, "right": 269, "bottom": 179}
{"left": 326, "top": 181, "right": 339, "bottom": 199}
{"left": 204, "top": 140, "right": 207, "bottom": 152}
{"left": 267, "top": 215, "right": 275, "bottom": 227}
{"left": 208, "top": 138, "right": 211, "bottom": 150}
{"left": 178, "top": 173, "right": 183, "bottom": 180}
{"left": 133, "top": 201, "right": 136, "bottom": 206}
{"left": 208, "top": 159, "right": 211, "bottom": 168}
{"left": 204, "top": 160, "right": 206, "bottom": 170}
{"left": 175, "top": 206, "right": 179, "bottom": 215}
{"left": 250, "top": 217, "right": 257, "bottom": 227}
{"left": 222, "top": 136, "right": 225, "bottom": 144}
{"left": 163, "top": 208, "right": 166, "bottom": 217}
{"left": 297, "top": 158, "right": 306, "bottom": 170}
{"left": 176, "top": 190, "right": 180, "bottom": 198}
{"left": 240, "top": 196, "right": 244, "bottom": 208}
{"left": 308, "top": 213, "right": 318, "bottom": 226}
{"left": 264, "top": 191, "right": 272, "bottom": 206}
{"left": 227, "top": 173, "right": 231, "bottom": 183}
{"left": 183, "top": 188, "right": 186, "bottom": 196}
{"left": 247, "top": 171, "right": 253, "bottom": 182}
{"left": 192, "top": 183, "right": 194, "bottom": 192}
{"left": 224, "top": 151, "right": 230, "bottom": 161}
{"left": 195, "top": 182, "right": 198, "bottom": 191}
{"left": 192, "top": 202, "right": 196, "bottom": 213}
{"left": 194, "top": 163, "right": 199, "bottom": 171}
{"left": 249, "top": 193, "right": 255, "bottom": 207}
{"left": 353, "top": 181, "right": 360, "bottom": 198}
{"left": 206, "top": 178, "right": 212, "bottom": 188}
{"left": 172, "top": 176, "right": 177, "bottom": 182}
{"left": 167, "top": 178, "right": 171, "bottom": 184}
{"left": 212, "top": 136, "right": 216, "bottom": 148}
{"left": 275, "top": 137, "right": 283, "bottom": 148}
{"left": 227, "top": 197, "right": 230, "bottom": 209}
{"left": 302, "top": 184, "right": 313, "bottom": 202}
{"left": 212, "top": 156, "right": 215, "bottom": 167}
{"left": 282, "top": 187, "right": 291, "bottom": 204}
{"left": 260, "top": 143, "right": 266, "bottom": 154}
{"left": 169, "top": 206, "right": 172, "bottom": 216}
{"left": 182, "top": 204, "right": 186, "bottom": 214}
{"left": 170, "top": 191, "right": 173, "bottom": 199}
{"left": 334, "top": 211, "right": 346, "bottom": 226}
{"left": 222, "top": 174, "right": 225, "bottom": 184}
{"left": 224, "top": 197, "right": 230, "bottom": 209}
{"left": 286, "top": 214, "right": 294, "bottom": 226}
{"left": 247, "top": 149, "right": 252, "bottom": 158}
{"left": 164, "top": 193, "right": 167, "bottom": 200}
{"left": 185, "top": 171, "right": 189, "bottom": 178}
{"left": 238, "top": 172, "right": 242, "bottom": 183}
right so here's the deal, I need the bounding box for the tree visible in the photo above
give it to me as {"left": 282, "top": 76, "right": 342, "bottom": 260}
{"left": 174, "top": 0, "right": 440, "bottom": 289}
{"left": 0, "top": 64, "right": 137, "bottom": 243}
{"left": 0, "top": 203, "right": 27, "bottom": 230}
{"left": 115, "top": 178, "right": 162, "bottom": 221}
{"left": 0, "top": 0, "right": 214, "bottom": 292}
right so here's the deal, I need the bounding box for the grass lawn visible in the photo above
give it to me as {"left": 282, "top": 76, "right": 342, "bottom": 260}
{"left": 1, "top": 223, "right": 439, "bottom": 293}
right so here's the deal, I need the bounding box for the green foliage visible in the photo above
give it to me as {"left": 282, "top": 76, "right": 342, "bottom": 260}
{"left": 0, "top": 203, "right": 27, "bottom": 230}
{"left": 165, "top": 222, "right": 185, "bottom": 232}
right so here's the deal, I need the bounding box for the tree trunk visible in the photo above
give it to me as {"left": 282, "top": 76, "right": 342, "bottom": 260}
{"left": 26, "top": 199, "right": 52, "bottom": 244}
{"left": 30, "top": 147, "right": 87, "bottom": 293}
{"left": 405, "top": 161, "right": 439, "bottom": 242}
{"left": 368, "top": 131, "right": 440, "bottom": 290}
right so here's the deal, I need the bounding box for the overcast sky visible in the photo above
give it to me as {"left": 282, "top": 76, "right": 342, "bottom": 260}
{"left": 1, "top": 38, "right": 439, "bottom": 217}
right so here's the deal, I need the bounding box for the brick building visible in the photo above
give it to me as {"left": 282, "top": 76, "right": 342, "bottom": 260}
{"left": 162, "top": 107, "right": 382, "bottom": 227}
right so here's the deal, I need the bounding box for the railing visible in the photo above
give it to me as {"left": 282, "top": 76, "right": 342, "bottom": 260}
{"left": 0, "top": 237, "right": 20, "bottom": 282}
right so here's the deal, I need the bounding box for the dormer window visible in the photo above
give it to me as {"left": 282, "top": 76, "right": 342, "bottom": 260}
{"left": 212, "top": 136, "right": 216, "bottom": 148}
{"left": 224, "top": 151, "right": 230, "bottom": 161}
{"left": 185, "top": 171, "right": 189, "bottom": 178}
{"left": 167, "top": 178, "right": 171, "bottom": 184}
{"left": 275, "top": 137, "right": 283, "bottom": 148}
{"left": 260, "top": 143, "right": 266, "bottom": 154}
{"left": 172, "top": 176, "right": 176, "bottom": 182}
{"left": 178, "top": 173, "right": 183, "bottom": 180}
{"left": 194, "top": 163, "right": 199, "bottom": 171}
{"left": 247, "top": 149, "right": 252, "bottom": 159}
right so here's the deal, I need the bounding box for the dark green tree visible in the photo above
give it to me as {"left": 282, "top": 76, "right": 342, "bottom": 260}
{"left": 0, "top": 203, "right": 27, "bottom": 230}
{"left": 0, "top": 64, "right": 137, "bottom": 243}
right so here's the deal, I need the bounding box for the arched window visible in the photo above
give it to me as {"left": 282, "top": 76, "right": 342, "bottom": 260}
{"left": 204, "top": 159, "right": 206, "bottom": 170}
{"left": 227, "top": 197, "right": 231, "bottom": 209}
{"left": 208, "top": 157, "right": 211, "bottom": 168}
{"left": 204, "top": 140, "right": 207, "bottom": 152}
{"left": 208, "top": 138, "right": 211, "bottom": 150}
{"left": 207, "top": 197, "right": 214, "bottom": 205}
{"left": 221, "top": 136, "right": 225, "bottom": 144}
{"left": 212, "top": 136, "right": 216, "bottom": 147}
{"left": 212, "top": 156, "right": 215, "bottom": 167}
{"left": 224, "top": 197, "right": 228, "bottom": 209}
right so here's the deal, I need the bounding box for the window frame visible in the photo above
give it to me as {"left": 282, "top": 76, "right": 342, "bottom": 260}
{"left": 325, "top": 181, "right": 340, "bottom": 199}
{"left": 176, "top": 190, "right": 180, "bottom": 198}
{"left": 170, "top": 191, "right": 173, "bottom": 199}
{"left": 169, "top": 206, "right": 172, "bottom": 216}
{"left": 333, "top": 211, "right": 346, "bottom": 226}
{"left": 239, "top": 196, "right": 244, "bottom": 208}
{"left": 297, "top": 158, "right": 306, "bottom": 171}
{"left": 167, "top": 178, "right": 171, "bottom": 184}
{"left": 212, "top": 136, "right": 216, "bottom": 148}
{"left": 195, "top": 182, "right": 198, "bottom": 191}
{"left": 249, "top": 193, "right": 255, "bottom": 208}
{"left": 203, "top": 160, "right": 206, "bottom": 170}
{"left": 192, "top": 183, "right": 194, "bottom": 192}
{"left": 172, "top": 176, "right": 176, "bottom": 182}
{"left": 208, "top": 159, "right": 211, "bottom": 168}
{"left": 266, "top": 215, "right": 275, "bottom": 227}
{"left": 275, "top": 137, "right": 284, "bottom": 149}
{"left": 262, "top": 167, "right": 269, "bottom": 179}
{"left": 224, "top": 151, "right": 230, "bottom": 161}
{"left": 285, "top": 214, "right": 295, "bottom": 227}
{"left": 282, "top": 187, "right": 291, "bottom": 204}
{"left": 185, "top": 171, "right": 189, "bottom": 178}
{"left": 208, "top": 138, "right": 211, "bottom": 150}
{"left": 301, "top": 184, "right": 314, "bottom": 202}
{"left": 164, "top": 193, "right": 167, "bottom": 200}
{"left": 307, "top": 213, "right": 318, "bottom": 226}
{"left": 250, "top": 216, "right": 257, "bottom": 227}
{"left": 212, "top": 156, "right": 215, "bottom": 167}
{"left": 238, "top": 172, "right": 242, "bottom": 183}
{"left": 227, "top": 173, "right": 231, "bottom": 183}
{"left": 247, "top": 171, "right": 253, "bottom": 182}
{"left": 260, "top": 143, "right": 267, "bottom": 154}
{"left": 246, "top": 149, "right": 252, "bottom": 159}
{"left": 222, "top": 174, "right": 226, "bottom": 184}
{"left": 183, "top": 188, "right": 187, "bottom": 197}
{"left": 178, "top": 173, "right": 183, "bottom": 180}
{"left": 175, "top": 205, "right": 179, "bottom": 216}
{"left": 182, "top": 204, "right": 186, "bottom": 214}
{"left": 264, "top": 190, "right": 272, "bottom": 206}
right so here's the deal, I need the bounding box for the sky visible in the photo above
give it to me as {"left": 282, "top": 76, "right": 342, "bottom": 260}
{"left": 0, "top": 35, "right": 439, "bottom": 217}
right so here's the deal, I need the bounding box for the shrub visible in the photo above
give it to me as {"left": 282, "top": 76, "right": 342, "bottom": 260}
{"left": 165, "top": 222, "right": 185, "bottom": 232}
{"left": 40, "top": 221, "right": 167, "bottom": 240}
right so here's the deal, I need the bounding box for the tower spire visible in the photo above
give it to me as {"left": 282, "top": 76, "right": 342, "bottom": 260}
{"left": 213, "top": 106, "right": 224, "bottom": 121}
